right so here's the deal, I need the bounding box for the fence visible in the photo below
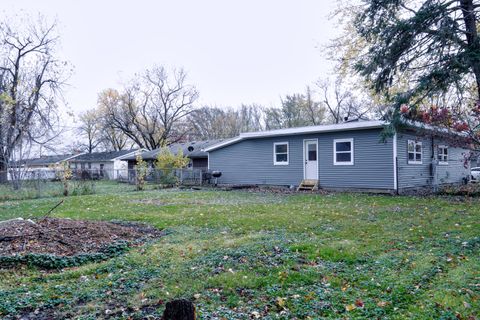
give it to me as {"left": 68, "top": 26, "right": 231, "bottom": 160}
{"left": 0, "top": 167, "right": 211, "bottom": 200}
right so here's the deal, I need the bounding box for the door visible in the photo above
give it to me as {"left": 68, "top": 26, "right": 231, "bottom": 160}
{"left": 304, "top": 140, "right": 318, "bottom": 180}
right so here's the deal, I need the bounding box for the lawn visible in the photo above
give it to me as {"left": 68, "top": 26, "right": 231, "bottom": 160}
{"left": 0, "top": 187, "right": 479, "bottom": 319}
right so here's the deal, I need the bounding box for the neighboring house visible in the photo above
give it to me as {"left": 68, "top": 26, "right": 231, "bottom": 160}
{"left": 8, "top": 153, "right": 83, "bottom": 180}
{"left": 69, "top": 149, "right": 141, "bottom": 180}
{"left": 122, "top": 140, "right": 223, "bottom": 170}
{"left": 204, "top": 120, "right": 471, "bottom": 193}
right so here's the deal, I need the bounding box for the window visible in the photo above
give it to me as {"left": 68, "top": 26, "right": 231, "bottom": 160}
{"left": 438, "top": 145, "right": 448, "bottom": 165}
{"left": 307, "top": 142, "right": 317, "bottom": 161}
{"left": 274, "top": 142, "right": 289, "bottom": 165}
{"left": 334, "top": 138, "right": 354, "bottom": 165}
{"left": 407, "top": 140, "right": 422, "bottom": 164}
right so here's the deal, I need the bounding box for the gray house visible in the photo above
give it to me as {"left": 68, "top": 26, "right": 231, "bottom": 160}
{"left": 204, "top": 120, "right": 471, "bottom": 193}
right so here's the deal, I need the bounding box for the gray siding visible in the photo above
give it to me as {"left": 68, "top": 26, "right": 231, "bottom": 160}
{"left": 208, "top": 128, "right": 395, "bottom": 190}
{"left": 396, "top": 131, "right": 470, "bottom": 189}
{"left": 318, "top": 130, "right": 394, "bottom": 189}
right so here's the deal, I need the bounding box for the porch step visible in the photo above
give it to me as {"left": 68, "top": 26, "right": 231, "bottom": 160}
{"left": 297, "top": 179, "right": 318, "bottom": 191}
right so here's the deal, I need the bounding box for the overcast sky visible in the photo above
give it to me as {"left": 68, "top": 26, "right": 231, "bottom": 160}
{"left": 3, "top": 0, "right": 340, "bottom": 114}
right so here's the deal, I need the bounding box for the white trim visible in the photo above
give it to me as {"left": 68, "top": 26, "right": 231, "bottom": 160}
{"left": 204, "top": 120, "right": 386, "bottom": 152}
{"left": 203, "top": 119, "right": 469, "bottom": 153}
{"left": 393, "top": 132, "right": 398, "bottom": 190}
{"left": 56, "top": 153, "right": 85, "bottom": 164}
{"left": 273, "top": 142, "right": 289, "bottom": 165}
{"left": 114, "top": 149, "right": 146, "bottom": 161}
{"left": 303, "top": 139, "right": 319, "bottom": 180}
{"left": 333, "top": 138, "right": 354, "bottom": 166}
{"left": 407, "top": 140, "right": 423, "bottom": 165}
{"left": 207, "top": 152, "right": 210, "bottom": 170}
{"left": 437, "top": 145, "right": 448, "bottom": 165}
{"left": 204, "top": 137, "right": 243, "bottom": 152}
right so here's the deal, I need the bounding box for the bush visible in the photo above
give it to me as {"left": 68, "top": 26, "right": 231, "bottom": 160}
{"left": 439, "top": 183, "right": 480, "bottom": 196}
{"left": 154, "top": 148, "right": 190, "bottom": 186}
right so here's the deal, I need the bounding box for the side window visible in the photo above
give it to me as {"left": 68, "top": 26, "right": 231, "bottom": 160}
{"left": 273, "top": 142, "right": 289, "bottom": 165}
{"left": 334, "top": 138, "right": 354, "bottom": 165}
{"left": 438, "top": 145, "right": 448, "bottom": 164}
{"left": 407, "top": 140, "right": 422, "bottom": 164}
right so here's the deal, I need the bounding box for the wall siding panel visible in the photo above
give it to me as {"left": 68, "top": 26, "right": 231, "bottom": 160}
{"left": 396, "top": 133, "right": 433, "bottom": 189}
{"left": 209, "top": 128, "right": 395, "bottom": 190}
{"left": 396, "top": 132, "right": 470, "bottom": 189}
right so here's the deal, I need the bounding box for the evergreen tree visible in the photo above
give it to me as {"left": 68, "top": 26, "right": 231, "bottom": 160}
{"left": 350, "top": 0, "right": 480, "bottom": 107}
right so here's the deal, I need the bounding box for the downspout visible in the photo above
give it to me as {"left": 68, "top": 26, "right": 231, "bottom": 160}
{"left": 393, "top": 132, "right": 398, "bottom": 194}
{"left": 431, "top": 136, "right": 437, "bottom": 192}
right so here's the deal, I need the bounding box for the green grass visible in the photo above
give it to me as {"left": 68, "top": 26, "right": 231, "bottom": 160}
{"left": 0, "top": 187, "right": 479, "bottom": 319}
{"left": 0, "top": 180, "right": 158, "bottom": 201}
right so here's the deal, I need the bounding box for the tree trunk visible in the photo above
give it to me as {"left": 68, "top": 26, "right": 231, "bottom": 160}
{"left": 162, "top": 299, "right": 195, "bottom": 320}
{"left": 460, "top": 0, "right": 480, "bottom": 100}
{"left": 0, "top": 156, "right": 8, "bottom": 183}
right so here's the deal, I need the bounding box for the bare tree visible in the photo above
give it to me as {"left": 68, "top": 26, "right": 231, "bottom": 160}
{"left": 316, "top": 79, "right": 372, "bottom": 124}
{"left": 101, "top": 66, "right": 199, "bottom": 150}
{"left": 96, "top": 89, "right": 131, "bottom": 151}
{"left": 0, "top": 16, "right": 67, "bottom": 181}
{"left": 188, "top": 104, "right": 264, "bottom": 140}
{"left": 77, "top": 109, "right": 102, "bottom": 153}
{"left": 264, "top": 87, "right": 326, "bottom": 129}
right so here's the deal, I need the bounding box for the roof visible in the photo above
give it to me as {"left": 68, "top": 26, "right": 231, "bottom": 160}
{"left": 16, "top": 153, "right": 83, "bottom": 166}
{"left": 70, "top": 149, "right": 140, "bottom": 162}
{"left": 204, "top": 120, "right": 387, "bottom": 152}
{"left": 122, "top": 140, "right": 223, "bottom": 161}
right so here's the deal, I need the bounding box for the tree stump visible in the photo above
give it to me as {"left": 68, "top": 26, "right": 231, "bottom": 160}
{"left": 162, "top": 299, "right": 195, "bottom": 320}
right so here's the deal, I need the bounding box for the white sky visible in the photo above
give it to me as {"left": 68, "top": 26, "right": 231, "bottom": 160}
{"left": 3, "top": 0, "right": 340, "bottom": 114}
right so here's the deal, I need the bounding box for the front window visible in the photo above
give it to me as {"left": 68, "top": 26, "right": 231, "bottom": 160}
{"left": 408, "top": 140, "right": 422, "bottom": 164}
{"left": 438, "top": 145, "right": 448, "bottom": 164}
{"left": 334, "top": 138, "right": 354, "bottom": 165}
{"left": 274, "top": 142, "right": 289, "bottom": 165}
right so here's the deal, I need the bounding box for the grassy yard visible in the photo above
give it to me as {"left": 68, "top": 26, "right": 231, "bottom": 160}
{"left": 0, "top": 180, "right": 153, "bottom": 201}
{"left": 0, "top": 188, "right": 479, "bottom": 319}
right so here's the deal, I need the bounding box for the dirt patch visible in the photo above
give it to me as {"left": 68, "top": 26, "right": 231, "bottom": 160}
{"left": 0, "top": 217, "right": 162, "bottom": 257}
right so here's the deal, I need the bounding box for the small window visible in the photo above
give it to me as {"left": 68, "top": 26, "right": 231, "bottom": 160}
{"left": 307, "top": 143, "right": 317, "bottom": 161}
{"left": 334, "top": 138, "right": 354, "bottom": 165}
{"left": 407, "top": 140, "right": 422, "bottom": 164}
{"left": 438, "top": 145, "right": 448, "bottom": 165}
{"left": 274, "top": 142, "right": 289, "bottom": 165}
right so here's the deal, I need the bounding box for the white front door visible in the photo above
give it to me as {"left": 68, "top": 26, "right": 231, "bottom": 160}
{"left": 304, "top": 140, "right": 318, "bottom": 180}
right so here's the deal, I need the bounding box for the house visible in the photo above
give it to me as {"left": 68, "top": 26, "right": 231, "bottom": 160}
{"left": 8, "top": 153, "right": 83, "bottom": 180}
{"left": 122, "top": 140, "right": 223, "bottom": 170}
{"left": 204, "top": 120, "right": 471, "bottom": 193}
{"left": 68, "top": 149, "right": 141, "bottom": 180}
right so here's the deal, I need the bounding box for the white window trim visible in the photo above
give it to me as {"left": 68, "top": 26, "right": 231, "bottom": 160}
{"left": 438, "top": 145, "right": 448, "bottom": 165}
{"left": 407, "top": 140, "right": 422, "bottom": 165}
{"left": 273, "top": 142, "right": 289, "bottom": 165}
{"left": 333, "top": 138, "right": 354, "bottom": 166}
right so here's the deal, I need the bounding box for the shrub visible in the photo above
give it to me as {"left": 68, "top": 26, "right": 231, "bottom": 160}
{"left": 135, "top": 154, "right": 148, "bottom": 191}
{"left": 439, "top": 183, "right": 480, "bottom": 196}
{"left": 154, "top": 148, "right": 190, "bottom": 186}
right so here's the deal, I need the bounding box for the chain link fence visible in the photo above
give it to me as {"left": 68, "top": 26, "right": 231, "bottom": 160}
{"left": 0, "top": 168, "right": 211, "bottom": 201}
